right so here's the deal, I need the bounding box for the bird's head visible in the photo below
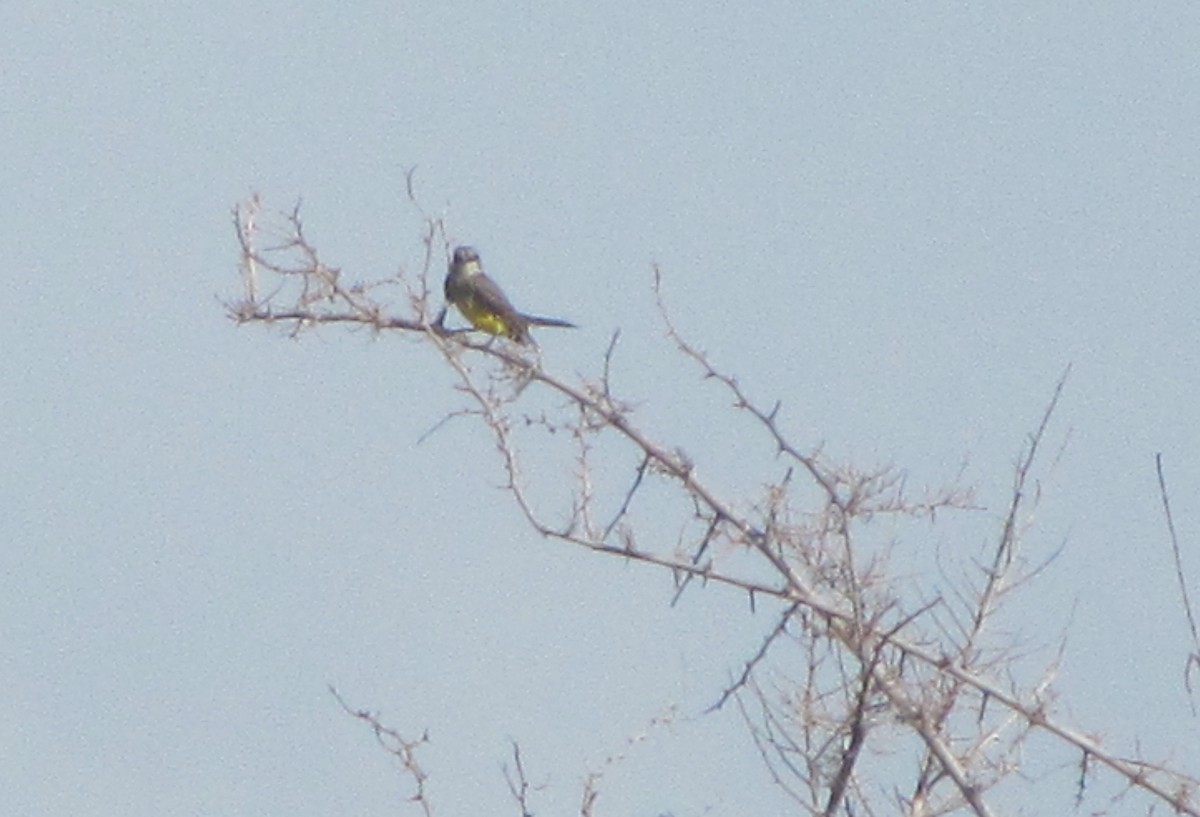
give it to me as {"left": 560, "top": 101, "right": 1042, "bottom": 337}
{"left": 452, "top": 246, "right": 481, "bottom": 268}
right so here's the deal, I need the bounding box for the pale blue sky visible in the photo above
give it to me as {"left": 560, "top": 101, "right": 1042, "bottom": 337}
{"left": 3, "top": 2, "right": 1198, "bottom": 815}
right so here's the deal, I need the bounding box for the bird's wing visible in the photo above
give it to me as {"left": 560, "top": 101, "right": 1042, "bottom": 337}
{"left": 470, "top": 273, "right": 522, "bottom": 319}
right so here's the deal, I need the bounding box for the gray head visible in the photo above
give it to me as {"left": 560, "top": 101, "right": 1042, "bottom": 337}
{"left": 452, "top": 246, "right": 480, "bottom": 266}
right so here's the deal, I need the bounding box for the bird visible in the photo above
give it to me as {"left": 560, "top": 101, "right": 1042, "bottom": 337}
{"left": 443, "top": 246, "right": 576, "bottom": 344}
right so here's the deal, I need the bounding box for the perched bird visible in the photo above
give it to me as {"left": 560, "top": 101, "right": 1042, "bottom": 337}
{"left": 443, "top": 246, "right": 576, "bottom": 343}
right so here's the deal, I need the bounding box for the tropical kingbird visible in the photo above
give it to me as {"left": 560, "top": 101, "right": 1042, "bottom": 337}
{"left": 444, "top": 246, "right": 575, "bottom": 343}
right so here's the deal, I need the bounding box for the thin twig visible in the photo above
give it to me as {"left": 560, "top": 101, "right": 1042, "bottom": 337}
{"left": 1156, "top": 453, "right": 1200, "bottom": 707}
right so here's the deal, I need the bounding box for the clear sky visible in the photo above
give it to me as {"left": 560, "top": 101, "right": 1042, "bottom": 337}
{"left": 3, "top": 2, "right": 1198, "bottom": 815}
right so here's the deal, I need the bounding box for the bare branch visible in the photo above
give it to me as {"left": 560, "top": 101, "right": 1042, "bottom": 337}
{"left": 231, "top": 200, "right": 1199, "bottom": 817}
{"left": 708, "top": 603, "right": 800, "bottom": 713}
{"left": 1156, "top": 453, "right": 1200, "bottom": 709}
{"left": 330, "top": 686, "right": 434, "bottom": 817}
{"left": 503, "top": 741, "right": 540, "bottom": 817}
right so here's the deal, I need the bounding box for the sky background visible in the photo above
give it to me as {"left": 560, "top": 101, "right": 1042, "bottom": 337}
{"left": 3, "top": 2, "right": 1198, "bottom": 815}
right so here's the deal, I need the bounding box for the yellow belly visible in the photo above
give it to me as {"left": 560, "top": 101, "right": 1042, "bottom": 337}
{"left": 458, "top": 297, "right": 516, "bottom": 338}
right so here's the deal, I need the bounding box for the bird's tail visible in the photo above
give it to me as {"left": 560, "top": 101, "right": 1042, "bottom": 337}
{"left": 522, "top": 314, "right": 577, "bottom": 329}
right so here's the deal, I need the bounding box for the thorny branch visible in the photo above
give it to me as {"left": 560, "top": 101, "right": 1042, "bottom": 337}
{"left": 232, "top": 198, "right": 1199, "bottom": 817}
{"left": 708, "top": 602, "right": 800, "bottom": 714}
{"left": 330, "top": 686, "right": 434, "bottom": 817}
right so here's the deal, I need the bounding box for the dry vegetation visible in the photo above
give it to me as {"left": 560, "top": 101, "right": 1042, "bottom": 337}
{"left": 228, "top": 191, "right": 1199, "bottom": 817}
